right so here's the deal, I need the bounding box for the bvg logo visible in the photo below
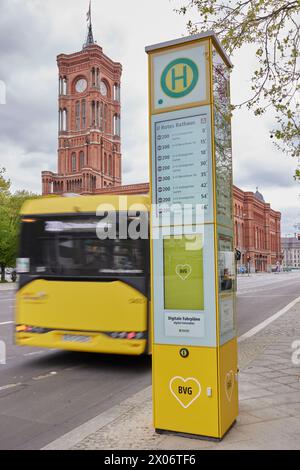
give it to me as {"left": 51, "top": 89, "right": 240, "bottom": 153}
{"left": 161, "top": 58, "right": 199, "bottom": 99}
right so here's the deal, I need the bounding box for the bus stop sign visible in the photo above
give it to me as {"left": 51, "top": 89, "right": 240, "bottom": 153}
{"left": 146, "top": 32, "right": 238, "bottom": 440}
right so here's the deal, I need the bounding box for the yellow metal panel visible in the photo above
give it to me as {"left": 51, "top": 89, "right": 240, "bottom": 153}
{"left": 218, "top": 338, "right": 239, "bottom": 437}
{"left": 20, "top": 194, "right": 150, "bottom": 216}
{"left": 153, "top": 345, "right": 220, "bottom": 438}
{"left": 16, "top": 280, "right": 148, "bottom": 333}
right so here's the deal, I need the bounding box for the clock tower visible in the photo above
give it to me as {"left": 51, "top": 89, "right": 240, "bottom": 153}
{"left": 42, "top": 6, "right": 122, "bottom": 195}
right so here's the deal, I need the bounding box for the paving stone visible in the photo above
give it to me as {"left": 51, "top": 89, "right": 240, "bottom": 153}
{"left": 264, "top": 383, "right": 298, "bottom": 394}
{"left": 275, "top": 403, "right": 300, "bottom": 416}
{"left": 235, "top": 412, "right": 264, "bottom": 426}
{"left": 260, "top": 371, "right": 290, "bottom": 379}
{"left": 247, "top": 407, "right": 293, "bottom": 421}
{"left": 288, "top": 382, "right": 300, "bottom": 391}
{"left": 273, "top": 375, "right": 300, "bottom": 385}
{"left": 244, "top": 366, "right": 273, "bottom": 374}
{"left": 280, "top": 368, "right": 300, "bottom": 376}
{"left": 241, "top": 392, "right": 300, "bottom": 411}
{"left": 239, "top": 389, "right": 274, "bottom": 400}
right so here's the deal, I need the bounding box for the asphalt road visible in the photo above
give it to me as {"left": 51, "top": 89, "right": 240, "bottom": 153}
{"left": 0, "top": 271, "right": 300, "bottom": 449}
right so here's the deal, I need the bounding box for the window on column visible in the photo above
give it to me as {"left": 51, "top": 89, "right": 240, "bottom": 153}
{"left": 59, "top": 77, "right": 63, "bottom": 95}
{"left": 104, "top": 105, "right": 108, "bottom": 133}
{"left": 114, "top": 83, "right": 120, "bottom": 101}
{"left": 79, "top": 151, "right": 84, "bottom": 169}
{"left": 96, "top": 102, "right": 99, "bottom": 127}
{"left": 96, "top": 68, "right": 100, "bottom": 88}
{"left": 71, "top": 153, "right": 77, "bottom": 172}
{"left": 100, "top": 102, "right": 103, "bottom": 131}
{"left": 63, "top": 77, "right": 67, "bottom": 95}
{"left": 108, "top": 155, "right": 112, "bottom": 176}
{"left": 113, "top": 114, "right": 120, "bottom": 136}
{"left": 82, "top": 100, "right": 86, "bottom": 128}
{"left": 92, "top": 68, "right": 96, "bottom": 87}
{"left": 91, "top": 101, "right": 95, "bottom": 127}
{"left": 75, "top": 101, "right": 80, "bottom": 130}
{"left": 104, "top": 153, "right": 107, "bottom": 174}
{"left": 62, "top": 109, "right": 67, "bottom": 131}
{"left": 59, "top": 109, "right": 62, "bottom": 131}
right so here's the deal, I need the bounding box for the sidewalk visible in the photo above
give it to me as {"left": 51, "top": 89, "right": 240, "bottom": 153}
{"left": 45, "top": 301, "right": 300, "bottom": 450}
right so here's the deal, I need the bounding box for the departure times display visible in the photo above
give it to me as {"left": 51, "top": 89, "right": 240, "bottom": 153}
{"left": 154, "top": 114, "right": 210, "bottom": 215}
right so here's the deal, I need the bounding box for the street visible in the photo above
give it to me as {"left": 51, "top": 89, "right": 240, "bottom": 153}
{"left": 0, "top": 271, "right": 300, "bottom": 450}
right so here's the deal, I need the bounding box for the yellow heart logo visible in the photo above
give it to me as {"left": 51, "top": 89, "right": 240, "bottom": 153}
{"left": 169, "top": 376, "right": 201, "bottom": 409}
{"left": 175, "top": 264, "right": 192, "bottom": 281}
{"left": 225, "top": 370, "right": 234, "bottom": 402}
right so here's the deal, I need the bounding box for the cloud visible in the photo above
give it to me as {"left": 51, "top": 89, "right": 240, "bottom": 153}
{"left": 0, "top": 0, "right": 298, "bottom": 234}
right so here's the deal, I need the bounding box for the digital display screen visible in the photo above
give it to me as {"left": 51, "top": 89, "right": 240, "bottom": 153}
{"left": 163, "top": 234, "right": 204, "bottom": 311}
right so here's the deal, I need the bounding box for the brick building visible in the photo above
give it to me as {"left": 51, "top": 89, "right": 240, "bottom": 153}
{"left": 41, "top": 10, "right": 281, "bottom": 273}
{"left": 93, "top": 183, "right": 281, "bottom": 273}
{"left": 233, "top": 187, "right": 281, "bottom": 272}
{"left": 42, "top": 13, "right": 122, "bottom": 195}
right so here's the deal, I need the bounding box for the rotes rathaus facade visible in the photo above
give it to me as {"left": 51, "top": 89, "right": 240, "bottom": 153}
{"left": 42, "top": 11, "right": 122, "bottom": 195}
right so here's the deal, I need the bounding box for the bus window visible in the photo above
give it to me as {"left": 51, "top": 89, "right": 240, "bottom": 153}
{"left": 19, "top": 216, "right": 147, "bottom": 278}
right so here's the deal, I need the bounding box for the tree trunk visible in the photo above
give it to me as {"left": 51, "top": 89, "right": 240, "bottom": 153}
{"left": 0, "top": 265, "right": 6, "bottom": 283}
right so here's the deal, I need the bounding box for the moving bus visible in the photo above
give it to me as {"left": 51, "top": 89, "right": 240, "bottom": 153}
{"left": 15, "top": 194, "right": 151, "bottom": 355}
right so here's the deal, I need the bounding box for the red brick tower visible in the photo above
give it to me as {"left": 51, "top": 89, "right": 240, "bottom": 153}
{"left": 42, "top": 5, "right": 122, "bottom": 195}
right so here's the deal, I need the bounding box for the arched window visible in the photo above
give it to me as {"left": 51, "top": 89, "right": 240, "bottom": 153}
{"left": 79, "top": 151, "right": 84, "bottom": 169}
{"left": 75, "top": 101, "right": 80, "bottom": 130}
{"left": 104, "top": 153, "right": 107, "bottom": 174}
{"left": 71, "top": 153, "right": 77, "bottom": 172}
{"left": 82, "top": 100, "right": 86, "bottom": 128}
{"left": 96, "top": 68, "right": 100, "bottom": 87}
{"left": 91, "top": 68, "right": 96, "bottom": 87}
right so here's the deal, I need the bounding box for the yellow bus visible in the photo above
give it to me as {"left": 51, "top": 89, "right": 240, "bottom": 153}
{"left": 15, "top": 194, "right": 151, "bottom": 356}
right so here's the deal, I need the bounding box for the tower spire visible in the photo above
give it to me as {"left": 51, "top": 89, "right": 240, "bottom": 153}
{"left": 83, "top": 1, "right": 95, "bottom": 48}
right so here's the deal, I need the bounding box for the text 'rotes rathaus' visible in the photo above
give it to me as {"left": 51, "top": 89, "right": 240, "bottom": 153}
{"left": 42, "top": 8, "right": 122, "bottom": 195}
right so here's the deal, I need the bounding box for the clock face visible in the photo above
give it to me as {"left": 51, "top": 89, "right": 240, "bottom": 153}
{"left": 100, "top": 81, "right": 108, "bottom": 96}
{"left": 75, "top": 78, "right": 87, "bottom": 93}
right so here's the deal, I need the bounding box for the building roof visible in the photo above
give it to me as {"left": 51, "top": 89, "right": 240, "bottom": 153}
{"left": 254, "top": 187, "right": 265, "bottom": 202}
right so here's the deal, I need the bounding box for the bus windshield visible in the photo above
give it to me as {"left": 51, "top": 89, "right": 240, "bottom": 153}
{"left": 20, "top": 216, "right": 147, "bottom": 278}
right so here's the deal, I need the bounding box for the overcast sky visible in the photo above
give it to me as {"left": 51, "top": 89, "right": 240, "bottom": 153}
{"left": 0, "top": 0, "right": 299, "bottom": 234}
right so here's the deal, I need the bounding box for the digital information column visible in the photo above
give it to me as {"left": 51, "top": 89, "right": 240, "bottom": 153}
{"left": 146, "top": 32, "right": 238, "bottom": 440}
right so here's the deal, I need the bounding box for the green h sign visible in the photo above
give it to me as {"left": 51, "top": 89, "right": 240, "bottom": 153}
{"left": 161, "top": 58, "right": 199, "bottom": 99}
